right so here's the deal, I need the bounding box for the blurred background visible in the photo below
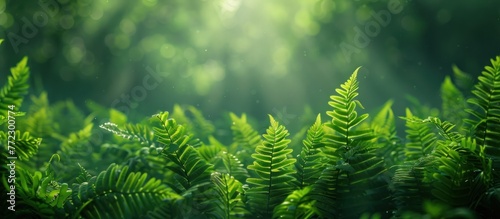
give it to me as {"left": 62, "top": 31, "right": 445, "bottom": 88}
{"left": 0, "top": 0, "right": 499, "bottom": 130}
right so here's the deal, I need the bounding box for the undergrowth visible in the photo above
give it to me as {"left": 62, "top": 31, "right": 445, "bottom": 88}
{"left": 1, "top": 37, "right": 499, "bottom": 218}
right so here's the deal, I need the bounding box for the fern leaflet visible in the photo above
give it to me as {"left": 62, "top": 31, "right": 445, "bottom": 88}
{"left": 0, "top": 57, "right": 30, "bottom": 116}
{"left": 246, "top": 115, "right": 296, "bottom": 218}
{"left": 295, "top": 114, "right": 326, "bottom": 188}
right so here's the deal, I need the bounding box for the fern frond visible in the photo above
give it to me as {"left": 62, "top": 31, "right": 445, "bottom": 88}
{"left": 152, "top": 111, "right": 200, "bottom": 153}
{"left": 310, "top": 165, "right": 340, "bottom": 218}
{"left": 216, "top": 151, "right": 249, "bottom": 183}
{"left": 392, "top": 157, "right": 434, "bottom": 216}
{"left": 403, "top": 108, "right": 437, "bottom": 161}
{"left": 465, "top": 56, "right": 500, "bottom": 168}
{"left": 198, "top": 144, "right": 224, "bottom": 163}
{"left": 452, "top": 64, "right": 475, "bottom": 91}
{"left": 0, "top": 130, "right": 41, "bottom": 161}
{"left": 65, "top": 163, "right": 180, "bottom": 218}
{"left": 152, "top": 111, "right": 212, "bottom": 192}
{"left": 431, "top": 147, "right": 477, "bottom": 207}
{"left": 441, "top": 76, "right": 468, "bottom": 129}
{"left": 295, "top": 114, "right": 326, "bottom": 188}
{"left": 210, "top": 172, "right": 248, "bottom": 219}
{"left": 21, "top": 92, "right": 58, "bottom": 139}
{"left": 246, "top": 115, "right": 296, "bottom": 218}
{"left": 325, "top": 67, "right": 372, "bottom": 153}
{"left": 0, "top": 57, "right": 30, "bottom": 116}
{"left": 273, "top": 186, "right": 317, "bottom": 219}
{"left": 422, "top": 117, "right": 463, "bottom": 143}
{"left": 60, "top": 123, "right": 94, "bottom": 159}
{"left": 371, "top": 100, "right": 404, "bottom": 167}
{"left": 229, "top": 113, "right": 261, "bottom": 166}
{"left": 8, "top": 154, "right": 70, "bottom": 218}
{"left": 100, "top": 122, "right": 155, "bottom": 146}
{"left": 187, "top": 105, "right": 215, "bottom": 139}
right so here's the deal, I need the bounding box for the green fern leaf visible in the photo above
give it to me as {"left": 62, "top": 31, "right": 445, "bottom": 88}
{"left": 441, "top": 76, "right": 468, "bottom": 129}
{"left": 310, "top": 165, "right": 340, "bottom": 218}
{"left": 465, "top": 56, "right": 500, "bottom": 168}
{"left": 370, "top": 100, "right": 404, "bottom": 167}
{"left": 422, "top": 116, "right": 463, "bottom": 142}
{"left": 392, "top": 157, "right": 434, "bottom": 216}
{"left": 66, "top": 163, "right": 180, "bottom": 218}
{"left": 273, "top": 186, "right": 317, "bottom": 219}
{"left": 1, "top": 130, "right": 41, "bottom": 161}
{"left": 210, "top": 172, "right": 248, "bottom": 218}
{"left": 152, "top": 111, "right": 212, "bottom": 192}
{"left": 403, "top": 108, "right": 437, "bottom": 161}
{"left": 295, "top": 114, "right": 326, "bottom": 188}
{"left": 100, "top": 122, "right": 155, "bottom": 146}
{"left": 229, "top": 113, "right": 261, "bottom": 166}
{"left": 325, "top": 67, "right": 372, "bottom": 152}
{"left": 215, "top": 150, "right": 250, "bottom": 183}
{"left": 0, "top": 57, "right": 30, "bottom": 116}
{"left": 452, "top": 64, "right": 475, "bottom": 91}
{"left": 246, "top": 115, "right": 296, "bottom": 218}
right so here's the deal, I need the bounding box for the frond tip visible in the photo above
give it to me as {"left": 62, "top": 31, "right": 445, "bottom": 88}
{"left": 246, "top": 115, "right": 296, "bottom": 218}
{"left": 0, "top": 56, "right": 30, "bottom": 116}
{"left": 325, "top": 67, "right": 371, "bottom": 149}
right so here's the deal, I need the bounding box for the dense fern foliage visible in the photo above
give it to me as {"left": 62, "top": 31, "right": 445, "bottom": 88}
{"left": 2, "top": 53, "right": 500, "bottom": 218}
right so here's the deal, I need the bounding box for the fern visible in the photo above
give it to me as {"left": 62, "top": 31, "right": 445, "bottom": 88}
{"left": 0, "top": 57, "right": 30, "bottom": 116}
{"left": 229, "top": 113, "right": 261, "bottom": 166}
{"left": 422, "top": 116, "right": 463, "bottom": 143}
{"left": 452, "top": 64, "right": 475, "bottom": 92}
{"left": 0, "top": 130, "right": 41, "bottom": 161}
{"left": 316, "top": 68, "right": 390, "bottom": 218}
{"left": 215, "top": 150, "right": 249, "bottom": 183}
{"left": 295, "top": 114, "right": 326, "bottom": 188}
{"left": 100, "top": 122, "right": 155, "bottom": 146}
{"left": 403, "top": 108, "right": 437, "bottom": 161}
{"left": 441, "top": 76, "right": 468, "bottom": 129}
{"left": 152, "top": 111, "right": 212, "bottom": 192}
{"left": 371, "top": 100, "right": 404, "bottom": 168}
{"left": 246, "top": 115, "right": 296, "bottom": 218}
{"left": 324, "top": 67, "right": 371, "bottom": 152}
{"left": 210, "top": 172, "right": 248, "bottom": 218}
{"left": 273, "top": 186, "right": 317, "bottom": 219}
{"left": 465, "top": 56, "right": 500, "bottom": 168}
{"left": 392, "top": 157, "right": 434, "bottom": 216}
{"left": 310, "top": 165, "right": 340, "bottom": 218}
{"left": 64, "top": 163, "right": 179, "bottom": 218}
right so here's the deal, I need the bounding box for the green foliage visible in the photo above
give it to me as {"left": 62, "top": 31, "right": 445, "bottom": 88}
{"left": 294, "top": 114, "right": 326, "bottom": 188}
{"left": 210, "top": 172, "right": 247, "bottom": 218}
{"left": 316, "top": 68, "right": 389, "bottom": 218}
{"left": 273, "top": 186, "right": 317, "bottom": 219}
{"left": 152, "top": 111, "right": 212, "bottom": 192}
{"left": 465, "top": 56, "right": 500, "bottom": 168}
{"left": 0, "top": 57, "right": 30, "bottom": 116}
{"left": 324, "top": 67, "right": 372, "bottom": 151}
{"left": 64, "top": 163, "right": 179, "bottom": 218}
{"left": 441, "top": 76, "right": 468, "bottom": 129}
{"left": 229, "top": 112, "right": 262, "bottom": 167}
{"left": 4, "top": 53, "right": 500, "bottom": 218}
{"left": 246, "top": 115, "right": 296, "bottom": 218}
{"left": 403, "top": 109, "right": 436, "bottom": 161}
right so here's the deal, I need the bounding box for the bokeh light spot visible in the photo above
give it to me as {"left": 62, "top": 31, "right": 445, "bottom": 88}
{"left": 142, "top": 0, "right": 157, "bottom": 7}
{"left": 160, "top": 44, "right": 176, "bottom": 59}
{"left": 60, "top": 15, "right": 75, "bottom": 29}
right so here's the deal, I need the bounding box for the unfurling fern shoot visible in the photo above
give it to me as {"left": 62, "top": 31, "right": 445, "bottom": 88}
{"left": 246, "top": 115, "right": 296, "bottom": 218}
